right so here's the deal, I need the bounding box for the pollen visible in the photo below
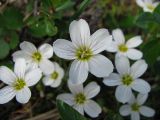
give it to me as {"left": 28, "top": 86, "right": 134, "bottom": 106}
{"left": 32, "top": 52, "right": 42, "bottom": 62}
{"left": 14, "top": 78, "right": 26, "bottom": 90}
{"left": 131, "top": 103, "right": 140, "bottom": 111}
{"left": 122, "top": 74, "right": 133, "bottom": 86}
{"left": 51, "top": 71, "right": 59, "bottom": 80}
{"left": 118, "top": 44, "right": 128, "bottom": 52}
{"left": 74, "top": 93, "right": 86, "bottom": 104}
{"left": 76, "top": 46, "right": 93, "bottom": 61}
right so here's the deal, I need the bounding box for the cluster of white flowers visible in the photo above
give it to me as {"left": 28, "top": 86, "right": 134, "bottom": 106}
{"left": 0, "top": 18, "right": 155, "bottom": 119}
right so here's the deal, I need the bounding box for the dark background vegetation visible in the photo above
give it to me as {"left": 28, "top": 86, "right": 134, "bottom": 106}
{"left": 0, "top": 0, "right": 160, "bottom": 120}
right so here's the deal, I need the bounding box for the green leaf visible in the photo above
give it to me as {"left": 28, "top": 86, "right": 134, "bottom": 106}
{"left": 142, "top": 39, "right": 160, "bottom": 65}
{"left": 55, "top": 0, "right": 75, "bottom": 11}
{"left": 8, "top": 32, "right": 19, "bottom": 49}
{"left": 1, "top": 7, "right": 23, "bottom": 30}
{"left": 0, "top": 39, "right": 10, "bottom": 59}
{"left": 57, "top": 100, "right": 89, "bottom": 120}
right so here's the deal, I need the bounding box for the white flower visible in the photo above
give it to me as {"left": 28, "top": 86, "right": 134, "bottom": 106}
{"left": 136, "top": 0, "right": 159, "bottom": 13}
{"left": 103, "top": 56, "right": 151, "bottom": 103}
{"left": 53, "top": 19, "right": 113, "bottom": 84}
{"left": 106, "top": 28, "right": 143, "bottom": 60}
{"left": 42, "top": 62, "right": 64, "bottom": 88}
{"left": 119, "top": 93, "right": 155, "bottom": 120}
{"left": 57, "top": 82, "right": 102, "bottom": 118}
{"left": 0, "top": 59, "right": 42, "bottom": 104}
{"left": 12, "top": 41, "right": 54, "bottom": 74}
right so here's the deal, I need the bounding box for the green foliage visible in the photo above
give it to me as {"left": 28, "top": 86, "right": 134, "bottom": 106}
{"left": 57, "top": 100, "right": 89, "bottom": 120}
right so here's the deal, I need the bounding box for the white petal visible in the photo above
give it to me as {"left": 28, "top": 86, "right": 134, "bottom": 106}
{"left": 69, "top": 60, "right": 88, "bottom": 84}
{"left": 74, "top": 104, "right": 84, "bottom": 115}
{"left": 14, "top": 59, "right": 26, "bottom": 78}
{"left": 128, "top": 93, "right": 136, "bottom": 104}
{"left": 126, "top": 49, "right": 143, "bottom": 60}
{"left": 0, "top": 66, "right": 16, "bottom": 85}
{"left": 139, "top": 106, "right": 155, "bottom": 117}
{"left": 126, "top": 36, "right": 142, "bottom": 48}
{"left": 90, "top": 29, "right": 112, "bottom": 54}
{"left": 20, "top": 41, "right": 37, "bottom": 54}
{"left": 12, "top": 51, "right": 32, "bottom": 62}
{"left": 50, "top": 78, "right": 62, "bottom": 88}
{"left": 105, "top": 41, "right": 118, "bottom": 52}
{"left": 131, "top": 112, "right": 140, "bottom": 120}
{"left": 39, "top": 59, "right": 54, "bottom": 74}
{"left": 88, "top": 54, "right": 113, "bottom": 77}
{"left": 115, "top": 56, "right": 130, "bottom": 75}
{"left": 16, "top": 87, "right": 31, "bottom": 104}
{"left": 115, "top": 85, "right": 132, "bottom": 103}
{"left": 137, "top": 93, "right": 148, "bottom": 105}
{"left": 84, "top": 100, "right": 102, "bottom": 118}
{"left": 25, "top": 68, "right": 42, "bottom": 86}
{"left": 42, "top": 77, "right": 53, "bottom": 86}
{"left": 0, "top": 86, "right": 16, "bottom": 104}
{"left": 38, "top": 43, "right": 53, "bottom": 58}
{"left": 130, "top": 60, "right": 148, "bottom": 79}
{"left": 69, "top": 19, "right": 90, "bottom": 46}
{"left": 68, "top": 81, "right": 83, "bottom": 94}
{"left": 112, "top": 28, "right": 125, "bottom": 44}
{"left": 53, "top": 39, "right": 76, "bottom": 60}
{"left": 57, "top": 93, "right": 74, "bottom": 106}
{"left": 84, "top": 82, "right": 100, "bottom": 99}
{"left": 119, "top": 105, "right": 131, "bottom": 116}
{"left": 131, "top": 79, "right": 151, "bottom": 94}
{"left": 136, "top": 0, "right": 145, "bottom": 7}
{"left": 103, "top": 73, "right": 121, "bottom": 86}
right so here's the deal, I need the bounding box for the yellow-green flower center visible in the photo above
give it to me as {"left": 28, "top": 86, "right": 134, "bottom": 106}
{"left": 74, "top": 93, "right": 86, "bottom": 104}
{"left": 118, "top": 44, "right": 128, "bottom": 52}
{"left": 32, "top": 52, "right": 42, "bottom": 62}
{"left": 76, "top": 46, "right": 93, "bottom": 61}
{"left": 51, "top": 71, "right": 59, "bottom": 80}
{"left": 146, "top": 3, "right": 155, "bottom": 11}
{"left": 122, "top": 74, "right": 133, "bottom": 86}
{"left": 131, "top": 103, "right": 140, "bottom": 111}
{"left": 14, "top": 78, "right": 26, "bottom": 90}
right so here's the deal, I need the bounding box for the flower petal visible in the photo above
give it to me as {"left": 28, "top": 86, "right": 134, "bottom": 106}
{"left": 112, "top": 28, "right": 125, "bottom": 44}
{"left": 50, "top": 79, "right": 62, "bottom": 88}
{"left": 137, "top": 93, "right": 148, "bottom": 105}
{"left": 53, "top": 39, "right": 76, "bottom": 60}
{"left": 90, "top": 28, "right": 112, "bottom": 54}
{"left": 0, "top": 86, "right": 16, "bottom": 104}
{"left": 16, "top": 87, "right": 31, "bottom": 104}
{"left": 14, "top": 59, "right": 26, "bottom": 79}
{"left": 115, "top": 56, "right": 130, "bottom": 75}
{"left": 105, "top": 41, "right": 118, "bottom": 52}
{"left": 68, "top": 81, "right": 83, "bottom": 94}
{"left": 69, "top": 60, "right": 88, "bottom": 84}
{"left": 130, "top": 60, "right": 148, "bottom": 79}
{"left": 84, "top": 100, "right": 102, "bottom": 118}
{"left": 115, "top": 85, "right": 132, "bottom": 103}
{"left": 0, "top": 66, "right": 16, "bottom": 85}
{"left": 57, "top": 93, "right": 75, "bottom": 106}
{"left": 20, "top": 41, "right": 37, "bottom": 54}
{"left": 84, "top": 82, "right": 100, "bottom": 99}
{"left": 103, "top": 73, "right": 122, "bottom": 86}
{"left": 42, "top": 77, "right": 53, "bottom": 86}
{"left": 38, "top": 43, "right": 53, "bottom": 58}
{"left": 88, "top": 54, "right": 113, "bottom": 77}
{"left": 126, "top": 49, "right": 143, "bottom": 60}
{"left": 39, "top": 59, "right": 54, "bottom": 74}
{"left": 74, "top": 104, "right": 84, "bottom": 115}
{"left": 131, "top": 79, "right": 151, "bottom": 94}
{"left": 12, "top": 51, "right": 32, "bottom": 62}
{"left": 119, "top": 105, "right": 131, "bottom": 116}
{"left": 136, "top": 0, "right": 145, "bottom": 7}
{"left": 126, "top": 36, "right": 142, "bottom": 48}
{"left": 69, "top": 19, "right": 90, "bottom": 46}
{"left": 131, "top": 112, "right": 140, "bottom": 120}
{"left": 139, "top": 106, "right": 155, "bottom": 117}
{"left": 25, "top": 68, "right": 42, "bottom": 86}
